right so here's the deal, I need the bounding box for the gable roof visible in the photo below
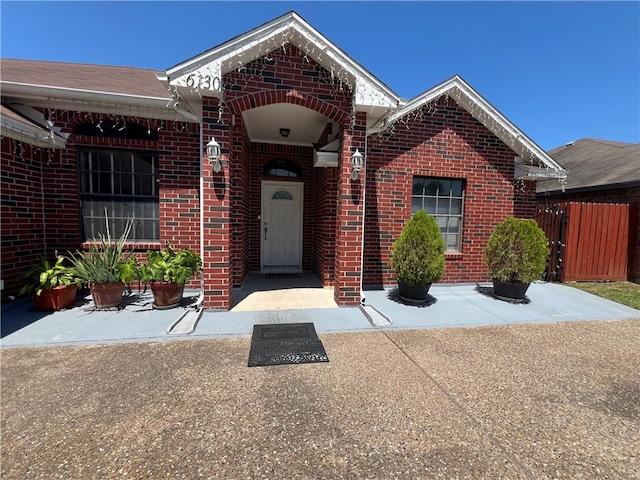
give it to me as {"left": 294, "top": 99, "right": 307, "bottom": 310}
{"left": 161, "top": 11, "right": 399, "bottom": 111}
{"left": 386, "top": 75, "right": 566, "bottom": 178}
{"left": 537, "top": 138, "right": 640, "bottom": 193}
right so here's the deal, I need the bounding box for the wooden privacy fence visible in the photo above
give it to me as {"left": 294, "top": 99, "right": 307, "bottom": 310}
{"left": 536, "top": 202, "right": 631, "bottom": 282}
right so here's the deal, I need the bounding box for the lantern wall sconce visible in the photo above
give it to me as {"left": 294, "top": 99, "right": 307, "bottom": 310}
{"left": 351, "top": 148, "right": 364, "bottom": 181}
{"left": 206, "top": 137, "right": 222, "bottom": 173}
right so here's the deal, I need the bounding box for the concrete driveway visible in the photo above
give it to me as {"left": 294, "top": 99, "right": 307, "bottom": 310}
{"left": 1, "top": 319, "right": 638, "bottom": 479}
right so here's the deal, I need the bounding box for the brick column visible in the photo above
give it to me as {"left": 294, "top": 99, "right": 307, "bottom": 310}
{"left": 334, "top": 112, "right": 366, "bottom": 307}
{"left": 202, "top": 97, "right": 233, "bottom": 310}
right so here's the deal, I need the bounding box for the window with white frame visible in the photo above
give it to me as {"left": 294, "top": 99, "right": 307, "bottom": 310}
{"left": 78, "top": 148, "right": 159, "bottom": 241}
{"left": 412, "top": 177, "right": 465, "bottom": 251}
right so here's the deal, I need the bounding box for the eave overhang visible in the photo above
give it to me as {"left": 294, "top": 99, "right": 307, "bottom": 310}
{"left": 1, "top": 104, "right": 67, "bottom": 149}
{"left": 160, "top": 11, "right": 400, "bottom": 116}
{"left": 0, "top": 81, "right": 197, "bottom": 123}
{"left": 387, "top": 75, "right": 567, "bottom": 181}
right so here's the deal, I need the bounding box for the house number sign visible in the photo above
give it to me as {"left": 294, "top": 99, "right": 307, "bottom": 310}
{"left": 185, "top": 73, "right": 222, "bottom": 91}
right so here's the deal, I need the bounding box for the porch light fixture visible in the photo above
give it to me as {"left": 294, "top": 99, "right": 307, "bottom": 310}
{"left": 206, "top": 137, "right": 222, "bottom": 173}
{"left": 279, "top": 128, "right": 291, "bottom": 138}
{"left": 351, "top": 148, "right": 364, "bottom": 181}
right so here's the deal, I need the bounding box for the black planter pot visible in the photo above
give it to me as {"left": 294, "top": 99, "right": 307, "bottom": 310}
{"left": 398, "top": 281, "right": 432, "bottom": 304}
{"left": 492, "top": 279, "right": 530, "bottom": 303}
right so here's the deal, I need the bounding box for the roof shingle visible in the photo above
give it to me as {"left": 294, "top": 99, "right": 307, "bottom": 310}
{"left": 1, "top": 58, "right": 171, "bottom": 99}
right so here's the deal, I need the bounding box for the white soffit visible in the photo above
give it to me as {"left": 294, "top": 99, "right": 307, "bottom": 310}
{"left": 242, "top": 103, "right": 336, "bottom": 146}
{"left": 163, "top": 12, "right": 399, "bottom": 110}
{"left": 389, "top": 76, "right": 567, "bottom": 179}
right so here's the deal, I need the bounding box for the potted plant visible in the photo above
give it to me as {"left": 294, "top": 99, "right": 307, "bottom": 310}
{"left": 138, "top": 242, "right": 202, "bottom": 308}
{"left": 390, "top": 210, "right": 446, "bottom": 303}
{"left": 483, "top": 216, "right": 550, "bottom": 303}
{"left": 67, "top": 221, "right": 138, "bottom": 309}
{"left": 19, "top": 256, "right": 81, "bottom": 311}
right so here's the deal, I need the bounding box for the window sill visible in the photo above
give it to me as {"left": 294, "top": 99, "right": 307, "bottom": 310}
{"left": 445, "top": 252, "right": 463, "bottom": 260}
{"left": 80, "top": 241, "right": 162, "bottom": 252}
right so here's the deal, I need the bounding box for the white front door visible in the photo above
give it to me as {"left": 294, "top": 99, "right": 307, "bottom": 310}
{"left": 261, "top": 181, "right": 303, "bottom": 269}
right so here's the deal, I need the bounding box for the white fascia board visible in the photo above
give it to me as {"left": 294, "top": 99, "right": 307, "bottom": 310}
{"left": 0, "top": 116, "right": 66, "bottom": 149}
{"left": 0, "top": 82, "right": 191, "bottom": 122}
{"left": 389, "top": 75, "right": 566, "bottom": 178}
{"left": 164, "top": 12, "right": 399, "bottom": 108}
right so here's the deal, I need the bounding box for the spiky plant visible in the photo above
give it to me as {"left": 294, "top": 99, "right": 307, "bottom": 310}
{"left": 67, "top": 220, "right": 138, "bottom": 285}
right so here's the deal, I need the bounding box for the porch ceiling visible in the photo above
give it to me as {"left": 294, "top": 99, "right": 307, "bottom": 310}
{"left": 242, "top": 103, "right": 337, "bottom": 147}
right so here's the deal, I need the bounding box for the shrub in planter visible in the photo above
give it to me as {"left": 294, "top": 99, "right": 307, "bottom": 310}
{"left": 19, "top": 256, "right": 81, "bottom": 310}
{"left": 138, "top": 242, "right": 202, "bottom": 308}
{"left": 390, "top": 210, "right": 446, "bottom": 303}
{"left": 483, "top": 217, "right": 550, "bottom": 302}
{"left": 67, "top": 221, "right": 138, "bottom": 309}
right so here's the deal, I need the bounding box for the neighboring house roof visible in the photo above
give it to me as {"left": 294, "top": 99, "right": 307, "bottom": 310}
{"left": 0, "top": 58, "right": 188, "bottom": 121}
{"left": 537, "top": 138, "right": 640, "bottom": 194}
{"left": 387, "top": 75, "right": 566, "bottom": 178}
{"left": 0, "top": 103, "right": 67, "bottom": 148}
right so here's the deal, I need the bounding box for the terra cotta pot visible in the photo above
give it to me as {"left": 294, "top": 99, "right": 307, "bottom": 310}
{"left": 33, "top": 284, "right": 78, "bottom": 311}
{"left": 150, "top": 282, "right": 184, "bottom": 308}
{"left": 90, "top": 281, "right": 125, "bottom": 309}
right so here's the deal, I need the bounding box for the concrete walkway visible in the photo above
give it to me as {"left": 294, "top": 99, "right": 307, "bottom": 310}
{"left": 1, "top": 281, "right": 638, "bottom": 348}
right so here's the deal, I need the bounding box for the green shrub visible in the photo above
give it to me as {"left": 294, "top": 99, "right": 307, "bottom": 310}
{"left": 390, "top": 210, "right": 446, "bottom": 286}
{"left": 484, "top": 217, "right": 550, "bottom": 284}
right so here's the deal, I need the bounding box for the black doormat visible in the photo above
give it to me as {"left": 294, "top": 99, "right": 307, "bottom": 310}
{"left": 265, "top": 273, "right": 302, "bottom": 278}
{"left": 248, "top": 323, "right": 329, "bottom": 367}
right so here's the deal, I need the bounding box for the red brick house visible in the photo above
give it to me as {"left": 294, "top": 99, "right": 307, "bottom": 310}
{"left": 1, "top": 12, "right": 566, "bottom": 309}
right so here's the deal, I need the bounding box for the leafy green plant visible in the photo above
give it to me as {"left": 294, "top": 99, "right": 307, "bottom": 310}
{"left": 390, "top": 210, "right": 446, "bottom": 286}
{"left": 19, "top": 256, "right": 81, "bottom": 297}
{"left": 484, "top": 217, "right": 550, "bottom": 284}
{"left": 139, "top": 242, "right": 202, "bottom": 287}
{"left": 67, "top": 220, "right": 138, "bottom": 285}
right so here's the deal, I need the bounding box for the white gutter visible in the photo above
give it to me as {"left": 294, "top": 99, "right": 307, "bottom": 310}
{"left": 1, "top": 82, "right": 194, "bottom": 122}
{"left": 0, "top": 117, "right": 66, "bottom": 149}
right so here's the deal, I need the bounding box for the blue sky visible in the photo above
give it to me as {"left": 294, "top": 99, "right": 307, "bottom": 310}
{"left": 1, "top": 1, "right": 638, "bottom": 151}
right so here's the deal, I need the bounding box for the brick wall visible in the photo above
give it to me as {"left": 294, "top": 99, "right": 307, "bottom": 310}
{"left": 230, "top": 120, "right": 252, "bottom": 287}
{"left": 1, "top": 138, "right": 48, "bottom": 302}
{"left": 363, "top": 97, "right": 537, "bottom": 287}
{"left": 539, "top": 187, "right": 640, "bottom": 282}
{"left": 312, "top": 166, "right": 338, "bottom": 284}
{"left": 1, "top": 113, "right": 202, "bottom": 303}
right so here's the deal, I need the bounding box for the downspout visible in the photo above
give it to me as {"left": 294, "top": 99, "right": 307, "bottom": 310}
{"left": 359, "top": 133, "right": 368, "bottom": 305}
{"left": 172, "top": 101, "right": 205, "bottom": 309}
